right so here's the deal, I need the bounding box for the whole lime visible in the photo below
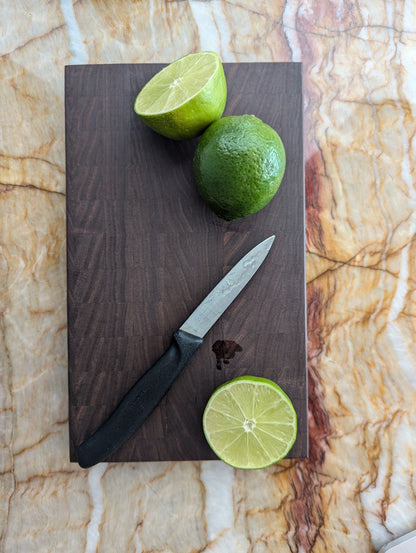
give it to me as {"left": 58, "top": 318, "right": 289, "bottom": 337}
{"left": 193, "top": 115, "right": 286, "bottom": 220}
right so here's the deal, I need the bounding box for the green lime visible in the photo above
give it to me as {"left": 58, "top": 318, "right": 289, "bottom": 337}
{"left": 202, "top": 376, "right": 297, "bottom": 470}
{"left": 134, "top": 51, "right": 227, "bottom": 140}
{"left": 193, "top": 115, "right": 286, "bottom": 220}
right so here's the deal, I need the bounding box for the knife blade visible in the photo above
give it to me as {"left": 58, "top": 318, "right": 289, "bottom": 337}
{"left": 76, "top": 235, "right": 275, "bottom": 468}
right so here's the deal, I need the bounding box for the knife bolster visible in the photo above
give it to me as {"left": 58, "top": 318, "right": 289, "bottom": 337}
{"left": 172, "top": 329, "right": 204, "bottom": 371}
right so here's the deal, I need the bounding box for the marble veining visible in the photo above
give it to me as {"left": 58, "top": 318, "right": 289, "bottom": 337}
{"left": 85, "top": 463, "right": 107, "bottom": 553}
{"left": 200, "top": 462, "right": 238, "bottom": 549}
{"left": 60, "top": 0, "right": 89, "bottom": 65}
{"left": 1, "top": 1, "right": 416, "bottom": 552}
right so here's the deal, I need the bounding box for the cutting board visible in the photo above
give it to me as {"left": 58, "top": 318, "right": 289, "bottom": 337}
{"left": 65, "top": 62, "right": 307, "bottom": 462}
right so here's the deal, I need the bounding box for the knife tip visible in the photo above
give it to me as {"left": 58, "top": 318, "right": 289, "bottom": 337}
{"left": 265, "top": 235, "right": 276, "bottom": 247}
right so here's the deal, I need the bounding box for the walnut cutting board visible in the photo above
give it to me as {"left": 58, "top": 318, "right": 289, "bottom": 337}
{"left": 65, "top": 62, "right": 307, "bottom": 463}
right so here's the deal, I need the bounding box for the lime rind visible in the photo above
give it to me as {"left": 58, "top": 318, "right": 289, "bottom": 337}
{"left": 203, "top": 376, "right": 297, "bottom": 470}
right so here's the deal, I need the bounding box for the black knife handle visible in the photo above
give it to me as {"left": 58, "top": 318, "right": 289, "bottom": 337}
{"left": 76, "top": 329, "right": 203, "bottom": 468}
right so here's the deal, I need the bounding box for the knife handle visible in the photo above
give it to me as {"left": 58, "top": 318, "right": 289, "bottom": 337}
{"left": 75, "top": 329, "right": 203, "bottom": 468}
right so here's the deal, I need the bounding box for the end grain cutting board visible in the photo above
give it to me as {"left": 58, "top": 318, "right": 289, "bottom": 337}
{"left": 65, "top": 62, "right": 307, "bottom": 462}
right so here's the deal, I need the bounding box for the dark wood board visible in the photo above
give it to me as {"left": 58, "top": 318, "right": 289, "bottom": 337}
{"left": 65, "top": 62, "right": 307, "bottom": 463}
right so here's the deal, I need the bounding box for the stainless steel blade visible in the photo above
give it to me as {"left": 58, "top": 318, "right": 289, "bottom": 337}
{"left": 180, "top": 235, "right": 275, "bottom": 338}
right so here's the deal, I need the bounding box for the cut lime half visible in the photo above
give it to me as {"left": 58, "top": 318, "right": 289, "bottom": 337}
{"left": 134, "top": 51, "right": 227, "bottom": 140}
{"left": 203, "top": 376, "right": 297, "bottom": 469}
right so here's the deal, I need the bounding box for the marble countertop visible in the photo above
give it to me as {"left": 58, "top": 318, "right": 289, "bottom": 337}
{"left": 1, "top": 1, "right": 415, "bottom": 552}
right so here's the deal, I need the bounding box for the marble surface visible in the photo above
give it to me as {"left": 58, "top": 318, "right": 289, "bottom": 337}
{"left": 1, "top": 1, "right": 415, "bottom": 552}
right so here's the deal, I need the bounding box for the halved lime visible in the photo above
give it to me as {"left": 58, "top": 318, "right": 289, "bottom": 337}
{"left": 134, "top": 51, "right": 227, "bottom": 140}
{"left": 203, "top": 376, "right": 297, "bottom": 469}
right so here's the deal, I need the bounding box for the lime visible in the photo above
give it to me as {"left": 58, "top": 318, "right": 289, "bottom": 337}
{"left": 134, "top": 51, "right": 227, "bottom": 140}
{"left": 194, "top": 115, "right": 286, "bottom": 220}
{"left": 202, "top": 376, "right": 297, "bottom": 469}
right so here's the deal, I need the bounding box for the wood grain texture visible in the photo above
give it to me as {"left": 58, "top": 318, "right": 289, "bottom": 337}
{"left": 65, "top": 62, "right": 307, "bottom": 462}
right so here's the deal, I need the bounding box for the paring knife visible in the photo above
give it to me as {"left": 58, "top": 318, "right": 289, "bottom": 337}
{"left": 76, "top": 235, "right": 275, "bottom": 468}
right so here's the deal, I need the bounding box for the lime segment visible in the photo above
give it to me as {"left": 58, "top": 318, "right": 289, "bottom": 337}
{"left": 134, "top": 51, "right": 227, "bottom": 140}
{"left": 203, "top": 376, "right": 297, "bottom": 469}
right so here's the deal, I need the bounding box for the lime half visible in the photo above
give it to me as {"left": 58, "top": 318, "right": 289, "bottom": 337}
{"left": 134, "top": 51, "right": 227, "bottom": 140}
{"left": 203, "top": 376, "right": 297, "bottom": 469}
